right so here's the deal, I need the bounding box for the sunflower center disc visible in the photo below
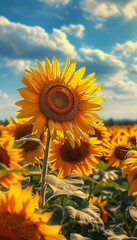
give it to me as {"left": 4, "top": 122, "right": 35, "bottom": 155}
{"left": 94, "top": 128, "right": 102, "bottom": 140}
{"left": 39, "top": 83, "right": 79, "bottom": 122}
{"left": 129, "top": 136, "right": 136, "bottom": 145}
{"left": 15, "top": 125, "right": 39, "bottom": 152}
{"left": 47, "top": 86, "right": 73, "bottom": 113}
{"left": 0, "top": 213, "right": 41, "bottom": 240}
{"left": 114, "top": 146, "right": 129, "bottom": 160}
{"left": 52, "top": 91, "right": 68, "bottom": 109}
{"left": 0, "top": 147, "right": 10, "bottom": 167}
{"left": 60, "top": 140, "right": 89, "bottom": 163}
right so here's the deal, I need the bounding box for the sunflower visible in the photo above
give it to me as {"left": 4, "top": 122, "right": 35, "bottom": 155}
{"left": 121, "top": 149, "right": 137, "bottom": 204}
{"left": 0, "top": 136, "right": 24, "bottom": 188}
{"left": 105, "top": 138, "right": 129, "bottom": 168}
{"left": 89, "top": 196, "right": 108, "bottom": 222}
{"left": 4, "top": 118, "right": 46, "bottom": 164}
{"left": 90, "top": 122, "right": 111, "bottom": 157}
{"left": 49, "top": 137, "right": 102, "bottom": 177}
{"left": 0, "top": 123, "right": 5, "bottom": 137}
{"left": 126, "top": 124, "right": 137, "bottom": 146}
{"left": 107, "top": 125, "right": 129, "bottom": 142}
{"left": 91, "top": 122, "right": 111, "bottom": 144}
{"left": 0, "top": 182, "right": 66, "bottom": 239}
{"left": 15, "top": 57, "right": 104, "bottom": 147}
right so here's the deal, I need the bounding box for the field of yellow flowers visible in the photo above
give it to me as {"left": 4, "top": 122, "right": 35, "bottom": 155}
{"left": 0, "top": 57, "right": 137, "bottom": 240}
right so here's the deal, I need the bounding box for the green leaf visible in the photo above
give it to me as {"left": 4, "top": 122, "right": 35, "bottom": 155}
{"left": 97, "top": 161, "right": 108, "bottom": 170}
{"left": 0, "top": 163, "right": 9, "bottom": 177}
{"left": 129, "top": 206, "right": 137, "bottom": 221}
{"left": 104, "top": 179, "right": 125, "bottom": 191}
{"left": 0, "top": 164, "right": 28, "bottom": 178}
{"left": 63, "top": 173, "right": 84, "bottom": 187}
{"left": 45, "top": 174, "right": 86, "bottom": 199}
{"left": 66, "top": 203, "right": 104, "bottom": 226}
{"left": 14, "top": 134, "right": 44, "bottom": 149}
{"left": 114, "top": 227, "right": 127, "bottom": 236}
{"left": 107, "top": 230, "right": 137, "bottom": 240}
{"left": 45, "top": 205, "right": 63, "bottom": 225}
{"left": 70, "top": 233, "right": 91, "bottom": 240}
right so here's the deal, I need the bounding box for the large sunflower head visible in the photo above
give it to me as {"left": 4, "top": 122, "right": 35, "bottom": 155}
{"left": 4, "top": 118, "right": 46, "bottom": 164}
{"left": 49, "top": 137, "right": 102, "bottom": 177}
{"left": 0, "top": 182, "right": 66, "bottom": 239}
{"left": 0, "top": 136, "right": 24, "bottom": 187}
{"left": 15, "top": 57, "right": 104, "bottom": 147}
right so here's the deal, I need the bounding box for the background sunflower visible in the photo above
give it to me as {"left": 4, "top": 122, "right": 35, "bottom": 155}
{"left": 49, "top": 137, "right": 102, "bottom": 177}
{"left": 0, "top": 182, "right": 66, "bottom": 240}
{"left": 4, "top": 118, "right": 46, "bottom": 164}
{"left": 0, "top": 136, "right": 24, "bottom": 187}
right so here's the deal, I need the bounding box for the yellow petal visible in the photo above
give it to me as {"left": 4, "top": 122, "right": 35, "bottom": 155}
{"left": 60, "top": 57, "right": 70, "bottom": 81}
{"left": 52, "top": 57, "right": 60, "bottom": 79}
{"left": 45, "top": 58, "right": 53, "bottom": 80}
{"left": 33, "top": 114, "right": 46, "bottom": 136}
{"left": 64, "top": 61, "right": 76, "bottom": 83}
{"left": 69, "top": 66, "right": 86, "bottom": 88}
{"left": 18, "top": 88, "right": 39, "bottom": 103}
{"left": 8, "top": 182, "right": 23, "bottom": 213}
{"left": 36, "top": 59, "right": 47, "bottom": 83}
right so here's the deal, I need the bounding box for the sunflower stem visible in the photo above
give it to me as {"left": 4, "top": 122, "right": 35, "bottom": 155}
{"left": 40, "top": 124, "right": 51, "bottom": 209}
{"left": 123, "top": 211, "right": 132, "bottom": 237}
{"left": 87, "top": 179, "right": 94, "bottom": 202}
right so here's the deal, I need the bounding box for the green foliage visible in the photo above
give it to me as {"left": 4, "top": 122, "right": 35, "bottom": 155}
{"left": 34, "top": 168, "right": 137, "bottom": 239}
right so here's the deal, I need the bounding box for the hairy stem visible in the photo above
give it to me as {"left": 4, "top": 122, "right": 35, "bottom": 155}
{"left": 123, "top": 211, "right": 132, "bottom": 237}
{"left": 40, "top": 125, "right": 51, "bottom": 209}
{"left": 87, "top": 180, "right": 94, "bottom": 202}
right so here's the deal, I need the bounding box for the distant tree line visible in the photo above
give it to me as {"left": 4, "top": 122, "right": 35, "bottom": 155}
{"left": 0, "top": 118, "right": 137, "bottom": 127}
{"left": 104, "top": 118, "right": 137, "bottom": 126}
{"left": 0, "top": 119, "right": 9, "bottom": 125}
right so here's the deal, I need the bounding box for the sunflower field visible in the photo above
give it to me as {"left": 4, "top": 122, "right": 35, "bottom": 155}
{"left": 0, "top": 57, "right": 137, "bottom": 240}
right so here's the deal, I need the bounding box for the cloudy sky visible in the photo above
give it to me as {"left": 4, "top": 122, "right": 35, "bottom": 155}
{"left": 0, "top": 0, "right": 137, "bottom": 121}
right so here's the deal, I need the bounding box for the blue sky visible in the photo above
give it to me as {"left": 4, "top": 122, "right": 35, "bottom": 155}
{"left": 0, "top": 0, "right": 137, "bottom": 121}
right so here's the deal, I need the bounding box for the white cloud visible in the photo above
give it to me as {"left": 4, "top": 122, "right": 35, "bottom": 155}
{"left": 101, "top": 99, "right": 137, "bottom": 120}
{"left": 39, "top": 0, "right": 70, "bottom": 7}
{"left": 79, "top": 0, "right": 137, "bottom": 24}
{"left": 131, "top": 64, "right": 137, "bottom": 74}
{"left": 101, "top": 89, "right": 128, "bottom": 100}
{"left": 60, "top": 24, "right": 85, "bottom": 38}
{"left": 102, "top": 78, "right": 137, "bottom": 100}
{"left": 0, "top": 16, "right": 78, "bottom": 59}
{"left": 51, "top": 28, "right": 78, "bottom": 57}
{"left": 0, "top": 90, "right": 9, "bottom": 99}
{"left": 134, "top": 57, "right": 137, "bottom": 62}
{"left": 99, "top": 66, "right": 137, "bottom": 100}
{"left": 4, "top": 59, "right": 32, "bottom": 75}
{"left": 95, "top": 22, "right": 103, "bottom": 29}
{"left": 121, "top": 0, "right": 137, "bottom": 19}
{"left": 112, "top": 41, "right": 137, "bottom": 58}
{"left": 79, "top": 47, "right": 125, "bottom": 72}
{"left": 0, "top": 99, "right": 18, "bottom": 121}
{"left": 79, "top": 0, "right": 118, "bottom": 23}
{"left": 80, "top": 0, "right": 119, "bottom": 21}
{"left": 79, "top": 46, "right": 137, "bottom": 103}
